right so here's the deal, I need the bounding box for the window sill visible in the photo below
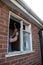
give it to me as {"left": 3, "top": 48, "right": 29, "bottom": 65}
{"left": 5, "top": 51, "right": 34, "bottom": 57}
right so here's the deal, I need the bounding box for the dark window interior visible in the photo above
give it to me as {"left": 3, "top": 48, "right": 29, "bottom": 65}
{"left": 23, "top": 25, "right": 25, "bottom": 30}
{"left": 9, "top": 18, "right": 20, "bottom": 52}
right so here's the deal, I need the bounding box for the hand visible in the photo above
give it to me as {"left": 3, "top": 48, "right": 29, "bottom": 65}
{"left": 16, "top": 32, "right": 19, "bottom": 36}
{"left": 10, "top": 36, "right": 17, "bottom": 43}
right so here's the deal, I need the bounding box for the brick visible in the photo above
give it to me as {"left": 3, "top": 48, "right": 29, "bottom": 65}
{"left": 0, "top": 62, "right": 10, "bottom": 65}
{"left": 0, "top": 58, "right": 5, "bottom": 64}
{"left": 2, "top": 45, "right": 7, "bottom": 49}
{"left": 11, "top": 60, "right": 18, "bottom": 65}
{"left": 15, "top": 63, "right": 21, "bottom": 65}
{"left": 0, "top": 1, "right": 42, "bottom": 65}
{"left": 0, "top": 49, "right": 7, "bottom": 53}
{"left": 0, "top": 45, "right": 2, "bottom": 48}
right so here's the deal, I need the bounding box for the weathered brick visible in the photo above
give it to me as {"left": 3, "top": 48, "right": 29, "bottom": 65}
{"left": 0, "top": 62, "right": 10, "bottom": 65}
{"left": 0, "top": 1, "right": 42, "bottom": 65}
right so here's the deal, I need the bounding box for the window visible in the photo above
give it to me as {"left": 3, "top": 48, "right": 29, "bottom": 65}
{"left": 8, "top": 13, "right": 32, "bottom": 52}
{"left": 20, "top": 22, "right": 32, "bottom": 51}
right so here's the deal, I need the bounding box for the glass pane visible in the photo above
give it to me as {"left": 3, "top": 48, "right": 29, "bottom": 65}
{"left": 23, "top": 31, "right": 30, "bottom": 51}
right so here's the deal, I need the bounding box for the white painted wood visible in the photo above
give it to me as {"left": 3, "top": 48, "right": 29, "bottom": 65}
{"left": 5, "top": 51, "right": 34, "bottom": 57}
{"left": 10, "top": 0, "right": 43, "bottom": 27}
{"left": 20, "top": 20, "right": 23, "bottom": 51}
{"left": 8, "top": 11, "right": 33, "bottom": 53}
{"left": 29, "top": 25, "right": 33, "bottom": 51}
{"left": 42, "top": 31, "right": 43, "bottom": 36}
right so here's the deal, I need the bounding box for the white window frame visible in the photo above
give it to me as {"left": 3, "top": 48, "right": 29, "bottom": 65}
{"left": 20, "top": 21, "right": 32, "bottom": 51}
{"left": 6, "top": 11, "right": 34, "bottom": 57}
{"left": 20, "top": 20, "right": 23, "bottom": 51}
{"left": 42, "top": 31, "right": 43, "bottom": 36}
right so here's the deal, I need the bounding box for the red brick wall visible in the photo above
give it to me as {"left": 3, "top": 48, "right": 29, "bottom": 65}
{"left": 0, "top": 1, "right": 42, "bottom": 65}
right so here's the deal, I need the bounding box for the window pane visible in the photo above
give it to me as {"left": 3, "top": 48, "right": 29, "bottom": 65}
{"left": 23, "top": 31, "right": 30, "bottom": 51}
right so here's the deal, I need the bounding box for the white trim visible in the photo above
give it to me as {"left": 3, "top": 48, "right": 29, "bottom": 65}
{"left": 23, "top": 24, "right": 32, "bottom": 51}
{"left": 5, "top": 51, "right": 34, "bottom": 57}
{"left": 7, "top": 11, "right": 33, "bottom": 57}
{"left": 9, "top": 11, "right": 32, "bottom": 51}
{"left": 29, "top": 25, "right": 33, "bottom": 51}
{"left": 20, "top": 20, "right": 23, "bottom": 51}
{"left": 10, "top": 11, "right": 30, "bottom": 25}
{"left": 10, "top": 0, "right": 43, "bottom": 27}
{"left": 1, "top": 0, "right": 43, "bottom": 27}
{"left": 7, "top": 11, "right": 11, "bottom": 53}
{"left": 42, "top": 31, "right": 43, "bottom": 36}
